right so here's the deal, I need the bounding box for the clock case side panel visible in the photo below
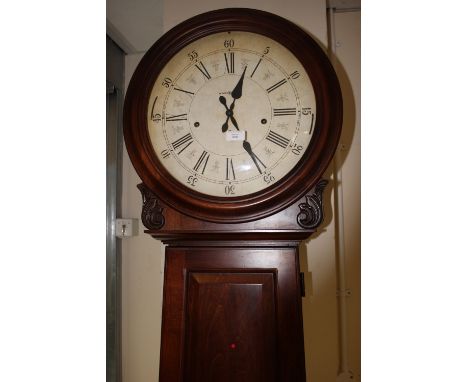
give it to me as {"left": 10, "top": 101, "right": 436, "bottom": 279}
{"left": 123, "top": 8, "right": 342, "bottom": 224}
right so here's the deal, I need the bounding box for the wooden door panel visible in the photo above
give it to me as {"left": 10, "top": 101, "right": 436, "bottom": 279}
{"left": 185, "top": 272, "right": 277, "bottom": 381}
{"left": 159, "top": 247, "right": 305, "bottom": 382}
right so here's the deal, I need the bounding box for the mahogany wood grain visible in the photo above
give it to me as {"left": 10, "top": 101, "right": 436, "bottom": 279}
{"left": 159, "top": 247, "right": 306, "bottom": 382}
{"left": 184, "top": 272, "right": 277, "bottom": 381}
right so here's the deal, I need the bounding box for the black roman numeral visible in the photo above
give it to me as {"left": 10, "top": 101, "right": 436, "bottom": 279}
{"left": 150, "top": 96, "right": 158, "bottom": 118}
{"left": 273, "top": 108, "right": 297, "bottom": 116}
{"left": 225, "top": 158, "right": 236, "bottom": 180}
{"left": 173, "top": 87, "right": 194, "bottom": 96}
{"left": 195, "top": 61, "right": 211, "bottom": 80}
{"left": 166, "top": 113, "right": 187, "bottom": 122}
{"left": 266, "top": 79, "right": 287, "bottom": 93}
{"left": 171, "top": 133, "right": 193, "bottom": 154}
{"left": 266, "top": 130, "right": 290, "bottom": 149}
{"left": 193, "top": 150, "right": 210, "bottom": 174}
{"left": 250, "top": 58, "right": 262, "bottom": 78}
{"left": 224, "top": 52, "right": 235, "bottom": 74}
{"left": 309, "top": 113, "right": 315, "bottom": 134}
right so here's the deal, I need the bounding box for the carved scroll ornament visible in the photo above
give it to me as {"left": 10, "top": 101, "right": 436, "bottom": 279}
{"left": 297, "top": 179, "right": 328, "bottom": 230}
{"left": 137, "top": 183, "right": 165, "bottom": 230}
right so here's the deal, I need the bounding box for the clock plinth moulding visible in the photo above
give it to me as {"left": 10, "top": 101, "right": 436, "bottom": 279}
{"left": 138, "top": 179, "right": 329, "bottom": 237}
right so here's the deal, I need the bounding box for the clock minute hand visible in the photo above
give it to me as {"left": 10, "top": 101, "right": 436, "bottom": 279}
{"left": 219, "top": 65, "right": 246, "bottom": 133}
{"left": 242, "top": 140, "right": 265, "bottom": 174}
{"left": 231, "top": 66, "right": 247, "bottom": 100}
{"left": 226, "top": 66, "right": 247, "bottom": 130}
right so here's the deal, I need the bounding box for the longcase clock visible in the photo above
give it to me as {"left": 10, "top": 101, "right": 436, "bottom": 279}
{"left": 123, "top": 8, "right": 342, "bottom": 382}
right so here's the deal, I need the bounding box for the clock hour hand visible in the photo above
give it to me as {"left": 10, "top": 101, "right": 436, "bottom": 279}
{"left": 229, "top": 114, "right": 239, "bottom": 130}
{"left": 242, "top": 140, "right": 265, "bottom": 174}
{"left": 222, "top": 115, "right": 239, "bottom": 132}
{"left": 222, "top": 118, "right": 229, "bottom": 132}
{"left": 226, "top": 66, "right": 246, "bottom": 129}
{"left": 219, "top": 95, "right": 231, "bottom": 111}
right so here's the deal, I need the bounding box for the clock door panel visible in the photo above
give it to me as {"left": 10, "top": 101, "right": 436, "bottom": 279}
{"left": 159, "top": 247, "right": 306, "bottom": 382}
{"left": 184, "top": 272, "right": 277, "bottom": 381}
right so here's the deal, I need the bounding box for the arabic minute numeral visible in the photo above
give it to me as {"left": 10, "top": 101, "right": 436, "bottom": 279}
{"left": 224, "top": 39, "right": 234, "bottom": 48}
{"left": 263, "top": 46, "right": 270, "bottom": 55}
{"left": 162, "top": 77, "right": 172, "bottom": 88}
{"left": 302, "top": 107, "right": 312, "bottom": 115}
{"left": 263, "top": 172, "right": 275, "bottom": 184}
{"left": 187, "top": 175, "right": 198, "bottom": 187}
{"left": 290, "top": 70, "right": 300, "bottom": 79}
{"left": 188, "top": 50, "right": 198, "bottom": 61}
{"left": 291, "top": 144, "right": 303, "bottom": 155}
{"left": 225, "top": 185, "right": 235, "bottom": 195}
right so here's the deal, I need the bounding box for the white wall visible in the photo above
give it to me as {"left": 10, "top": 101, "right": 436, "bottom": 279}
{"left": 122, "top": 52, "right": 165, "bottom": 382}
{"left": 121, "top": 2, "right": 360, "bottom": 381}
{"left": 333, "top": 11, "right": 361, "bottom": 379}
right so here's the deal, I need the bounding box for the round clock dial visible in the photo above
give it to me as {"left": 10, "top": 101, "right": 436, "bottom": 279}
{"left": 148, "top": 31, "right": 316, "bottom": 197}
{"left": 124, "top": 8, "right": 342, "bottom": 222}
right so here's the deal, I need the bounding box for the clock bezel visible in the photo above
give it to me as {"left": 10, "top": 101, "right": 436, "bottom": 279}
{"left": 123, "top": 8, "right": 342, "bottom": 223}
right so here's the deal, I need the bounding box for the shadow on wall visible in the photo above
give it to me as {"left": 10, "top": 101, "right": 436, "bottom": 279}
{"left": 298, "top": 41, "right": 357, "bottom": 380}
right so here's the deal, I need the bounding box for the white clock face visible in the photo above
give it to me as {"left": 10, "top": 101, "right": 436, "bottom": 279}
{"left": 147, "top": 31, "right": 316, "bottom": 197}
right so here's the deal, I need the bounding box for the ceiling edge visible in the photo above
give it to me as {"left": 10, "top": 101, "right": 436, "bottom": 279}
{"left": 106, "top": 18, "right": 140, "bottom": 54}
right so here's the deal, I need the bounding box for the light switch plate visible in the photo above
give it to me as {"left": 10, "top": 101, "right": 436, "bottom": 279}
{"left": 115, "top": 218, "right": 139, "bottom": 238}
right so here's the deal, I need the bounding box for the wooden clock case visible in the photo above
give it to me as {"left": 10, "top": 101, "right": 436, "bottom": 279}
{"left": 123, "top": 8, "right": 342, "bottom": 382}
